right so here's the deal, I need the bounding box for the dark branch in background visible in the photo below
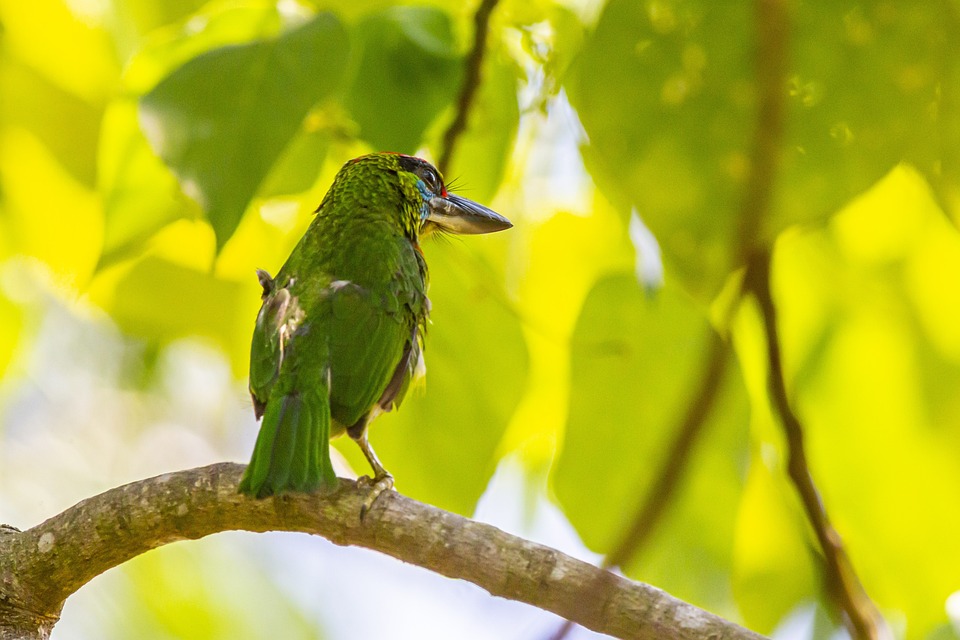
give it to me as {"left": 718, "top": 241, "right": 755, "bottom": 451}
{"left": 550, "top": 2, "right": 798, "bottom": 639}
{"left": 737, "top": 1, "right": 888, "bottom": 638}
{"left": 743, "top": 254, "right": 887, "bottom": 640}
{"left": 549, "top": 3, "right": 795, "bottom": 640}
{"left": 549, "top": 333, "right": 730, "bottom": 640}
{"left": 0, "top": 463, "right": 767, "bottom": 640}
{"left": 437, "top": 0, "right": 500, "bottom": 176}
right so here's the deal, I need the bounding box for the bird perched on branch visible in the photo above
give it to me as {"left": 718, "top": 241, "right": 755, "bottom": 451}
{"left": 238, "top": 152, "right": 511, "bottom": 513}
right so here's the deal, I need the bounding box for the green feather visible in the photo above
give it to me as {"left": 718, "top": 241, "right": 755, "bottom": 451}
{"left": 238, "top": 383, "right": 336, "bottom": 498}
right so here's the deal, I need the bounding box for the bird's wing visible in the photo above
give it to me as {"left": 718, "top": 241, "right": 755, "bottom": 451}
{"left": 377, "top": 324, "right": 424, "bottom": 412}
{"left": 322, "top": 279, "right": 413, "bottom": 428}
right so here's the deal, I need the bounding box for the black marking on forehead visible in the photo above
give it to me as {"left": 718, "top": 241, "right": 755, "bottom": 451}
{"left": 396, "top": 155, "right": 438, "bottom": 176}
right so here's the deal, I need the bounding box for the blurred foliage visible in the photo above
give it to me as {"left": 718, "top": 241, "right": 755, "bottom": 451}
{"left": 556, "top": 275, "right": 749, "bottom": 616}
{"left": 2, "top": 0, "right": 960, "bottom": 639}
{"left": 566, "top": 0, "right": 959, "bottom": 300}
{"left": 139, "top": 10, "right": 349, "bottom": 250}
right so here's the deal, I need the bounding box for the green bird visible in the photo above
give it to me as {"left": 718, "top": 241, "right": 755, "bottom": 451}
{"left": 238, "top": 152, "right": 511, "bottom": 509}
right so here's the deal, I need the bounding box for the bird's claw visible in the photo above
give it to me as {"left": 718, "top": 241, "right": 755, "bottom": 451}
{"left": 358, "top": 473, "right": 394, "bottom": 521}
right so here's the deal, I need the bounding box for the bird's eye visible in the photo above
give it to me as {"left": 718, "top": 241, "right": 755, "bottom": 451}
{"left": 421, "top": 168, "right": 441, "bottom": 194}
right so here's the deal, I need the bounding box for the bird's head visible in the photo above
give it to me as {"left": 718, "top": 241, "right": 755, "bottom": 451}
{"left": 338, "top": 153, "right": 512, "bottom": 240}
{"left": 393, "top": 154, "right": 512, "bottom": 238}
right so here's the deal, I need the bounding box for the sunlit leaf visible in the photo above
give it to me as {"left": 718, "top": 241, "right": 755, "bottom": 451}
{"left": 344, "top": 6, "right": 461, "bottom": 154}
{"left": 554, "top": 273, "right": 749, "bottom": 611}
{"left": 336, "top": 239, "right": 528, "bottom": 515}
{"left": 731, "top": 455, "right": 819, "bottom": 634}
{"left": 107, "top": 0, "right": 209, "bottom": 54}
{"left": 0, "top": 276, "right": 24, "bottom": 379}
{"left": 0, "top": 56, "right": 102, "bottom": 186}
{"left": 499, "top": 208, "right": 633, "bottom": 462}
{"left": 0, "top": 0, "right": 118, "bottom": 104}
{"left": 112, "top": 540, "right": 318, "bottom": 639}
{"left": 139, "top": 13, "right": 349, "bottom": 251}
{"left": 123, "top": 3, "right": 289, "bottom": 95}
{"left": 0, "top": 129, "right": 102, "bottom": 283}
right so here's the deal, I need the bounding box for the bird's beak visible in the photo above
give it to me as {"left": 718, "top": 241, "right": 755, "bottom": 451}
{"left": 425, "top": 194, "right": 512, "bottom": 235}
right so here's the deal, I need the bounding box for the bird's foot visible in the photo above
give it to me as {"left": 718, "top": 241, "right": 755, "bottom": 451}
{"left": 358, "top": 472, "right": 394, "bottom": 521}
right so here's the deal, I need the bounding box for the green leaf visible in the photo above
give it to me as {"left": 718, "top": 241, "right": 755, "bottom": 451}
{"left": 565, "top": 0, "right": 753, "bottom": 299}
{"left": 258, "top": 128, "right": 329, "bottom": 198}
{"left": 768, "top": 167, "right": 960, "bottom": 637}
{"left": 566, "top": 1, "right": 958, "bottom": 299}
{"left": 336, "top": 240, "right": 528, "bottom": 515}
{"left": 780, "top": 2, "right": 950, "bottom": 230}
{"left": 344, "top": 6, "right": 461, "bottom": 154}
{"left": 554, "top": 273, "right": 749, "bottom": 612}
{"left": 139, "top": 13, "right": 349, "bottom": 251}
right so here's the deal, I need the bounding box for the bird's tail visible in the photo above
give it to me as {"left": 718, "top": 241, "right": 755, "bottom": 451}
{"left": 238, "top": 383, "right": 338, "bottom": 498}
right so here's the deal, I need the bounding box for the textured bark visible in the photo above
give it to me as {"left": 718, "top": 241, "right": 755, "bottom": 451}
{"left": 0, "top": 463, "right": 766, "bottom": 640}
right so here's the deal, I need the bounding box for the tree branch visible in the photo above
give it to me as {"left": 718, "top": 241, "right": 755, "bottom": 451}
{"left": 437, "top": 0, "right": 500, "bottom": 176}
{"left": 0, "top": 463, "right": 766, "bottom": 640}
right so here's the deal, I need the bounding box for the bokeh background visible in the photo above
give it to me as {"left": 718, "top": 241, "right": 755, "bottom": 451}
{"left": 1, "top": 0, "right": 960, "bottom": 638}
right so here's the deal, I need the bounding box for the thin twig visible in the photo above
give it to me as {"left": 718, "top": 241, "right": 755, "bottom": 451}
{"left": 437, "top": 0, "right": 500, "bottom": 176}
{"left": 743, "top": 254, "right": 889, "bottom": 640}
{"left": 738, "top": 1, "right": 888, "bottom": 637}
